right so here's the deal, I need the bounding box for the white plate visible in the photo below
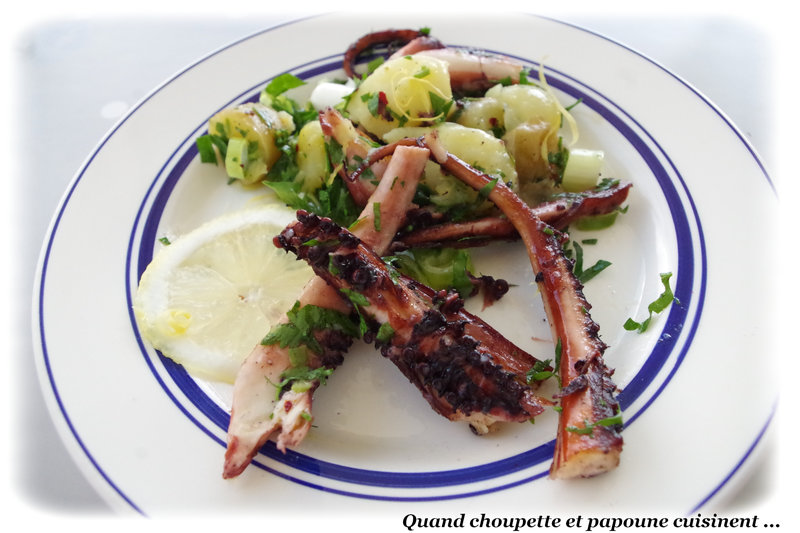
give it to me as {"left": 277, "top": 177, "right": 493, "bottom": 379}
{"left": 33, "top": 14, "right": 777, "bottom": 517}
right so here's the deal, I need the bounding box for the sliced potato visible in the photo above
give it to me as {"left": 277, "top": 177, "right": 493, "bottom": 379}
{"left": 294, "top": 119, "right": 329, "bottom": 193}
{"left": 346, "top": 55, "right": 453, "bottom": 138}
{"left": 384, "top": 122, "right": 517, "bottom": 212}
{"left": 208, "top": 103, "right": 295, "bottom": 185}
{"left": 454, "top": 97, "right": 504, "bottom": 133}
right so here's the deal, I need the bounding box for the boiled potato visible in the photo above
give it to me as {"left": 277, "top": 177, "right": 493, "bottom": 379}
{"left": 293, "top": 119, "right": 328, "bottom": 193}
{"left": 454, "top": 97, "right": 504, "bottom": 133}
{"left": 485, "top": 83, "right": 561, "bottom": 132}
{"left": 383, "top": 122, "right": 517, "bottom": 212}
{"left": 503, "top": 121, "right": 557, "bottom": 183}
{"left": 346, "top": 55, "right": 453, "bottom": 138}
{"left": 208, "top": 103, "right": 295, "bottom": 185}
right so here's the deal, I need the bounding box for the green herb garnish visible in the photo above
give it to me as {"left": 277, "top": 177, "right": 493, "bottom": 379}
{"left": 268, "top": 366, "right": 335, "bottom": 400}
{"left": 376, "top": 322, "right": 395, "bottom": 343}
{"left": 264, "top": 72, "right": 306, "bottom": 97}
{"left": 428, "top": 91, "right": 453, "bottom": 121}
{"left": 340, "top": 288, "right": 371, "bottom": 336}
{"left": 261, "top": 301, "right": 360, "bottom": 354}
{"left": 526, "top": 359, "right": 556, "bottom": 383}
{"left": 623, "top": 272, "right": 678, "bottom": 333}
{"left": 373, "top": 202, "right": 382, "bottom": 232}
{"left": 566, "top": 413, "right": 623, "bottom": 437}
{"left": 571, "top": 241, "right": 612, "bottom": 284}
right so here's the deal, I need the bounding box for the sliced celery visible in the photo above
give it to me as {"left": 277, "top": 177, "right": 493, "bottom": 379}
{"left": 224, "top": 137, "right": 248, "bottom": 180}
{"left": 562, "top": 148, "right": 604, "bottom": 192}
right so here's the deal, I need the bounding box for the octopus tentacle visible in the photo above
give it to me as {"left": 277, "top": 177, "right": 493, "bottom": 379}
{"left": 343, "top": 29, "right": 442, "bottom": 79}
{"left": 422, "top": 135, "right": 623, "bottom": 479}
{"left": 223, "top": 145, "right": 430, "bottom": 479}
{"left": 392, "top": 182, "right": 632, "bottom": 250}
{"left": 413, "top": 47, "right": 524, "bottom": 95}
{"left": 276, "top": 212, "right": 551, "bottom": 432}
{"left": 318, "top": 107, "right": 383, "bottom": 205}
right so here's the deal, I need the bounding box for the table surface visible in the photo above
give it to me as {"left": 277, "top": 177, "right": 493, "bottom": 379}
{"left": 11, "top": 13, "right": 777, "bottom": 516}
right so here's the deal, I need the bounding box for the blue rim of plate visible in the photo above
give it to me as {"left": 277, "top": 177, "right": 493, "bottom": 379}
{"left": 33, "top": 16, "right": 776, "bottom": 514}
{"left": 128, "top": 50, "right": 703, "bottom": 497}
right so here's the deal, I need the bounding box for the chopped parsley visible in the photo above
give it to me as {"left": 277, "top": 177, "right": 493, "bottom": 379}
{"left": 565, "top": 97, "right": 584, "bottom": 112}
{"left": 554, "top": 337, "right": 562, "bottom": 371}
{"left": 566, "top": 412, "right": 623, "bottom": 437}
{"left": 414, "top": 65, "right": 431, "bottom": 78}
{"left": 373, "top": 202, "right": 382, "bottom": 231}
{"left": 195, "top": 135, "right": 218, "bottom": 164}
{"left": 264, "top": 72, "right": 306, "bottom": 97}
{"left": 264, "top": 172, "right": 360, "bottom": 228}
{"left": 477, "top": 177, "right": 499, "bottom": 201}
{"left": 261, "top": 73, "right": 317, "bottom": 130}
{"left": 361, "top": 91, "right": 383, "bottom": 118}
{"left": 548, "top": 138, "right": 570, "bottom": 184}
{"left": 623, "top": 272, "right": 678, "bottom": 333}
{"left": 571, "top": 241, "right": 612, "bottom": 284}
{"left": 428, "top": 91, "right": 453, "bottom": 121}
{"left": 340, "top": 288, "right": 371, "bottom": 337}
{"left": 574, "top": 207, "right": 627, "bottom": 231}
{"left": 365, "top": 56, "right": 385, "bottom": 77}
{"left": 194, "top": 122, "right": 231, "bottom": 165}
{"left": 261, "top": 301, "right": 360, "bottom": 354}
{"left": 526, "top": 359, "right": 556, "bottom": 383}
{"left": 518, "top": 69, "right": 531, "bottom": 85}
{"left": 376, "top": 322, "right": 395, "bottom": 343}
{"left": 268, "top": 366, "right": 336, "bottom": 400}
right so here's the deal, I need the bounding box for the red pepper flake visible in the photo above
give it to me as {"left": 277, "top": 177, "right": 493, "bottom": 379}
{"left": 284, "top": 400, "right": 293, "bottom": 412}
{"left": 377, "top": 91, "right": 392, "bottom": 121}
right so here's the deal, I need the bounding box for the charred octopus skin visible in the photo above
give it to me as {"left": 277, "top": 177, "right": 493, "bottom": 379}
{"left": 223, "top": 145, "right": 430, "bottom": 479}
{"left": 343, "top": 29, "right": 444, "bottom": 79}
{"left": 276, "top": 211, "right": 550, "bottom": 433}
{"left": 344, "top": 28, "right": 524, "bottom": 96}
{"left": 423, "top": 137, "right": 624, "bottom": 479}
{"left": 350, "top": 133, "right": 624, "bottom": 478}
{"left": 392, "top": 181, "right": 632, "bottom": 251}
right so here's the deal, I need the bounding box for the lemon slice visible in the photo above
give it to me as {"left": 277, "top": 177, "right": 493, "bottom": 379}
{"left": 133, "top": 205, "right": 313, "bottom": 383}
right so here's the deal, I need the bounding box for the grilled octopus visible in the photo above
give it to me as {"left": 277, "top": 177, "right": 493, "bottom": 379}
{"left": 349, "top": 133, "right": 624, "bottom": 478}
{"left": 224, "top": 142, "right": 547, "bottom": 479}
{"left": 423, "top": 134, "right": 624, "bottom": 479}
{"left": 223, "top": 145, "right": 430, "bottom": 479}
{"left": 322, "top": 106, "right": 631, "bottom": 253}
{"left": 275, "top": 211, "right": 550, "bottom": 432}
{"left": 392, "top": 181, "right": 632, "bottom": 251}
{"left": 343, "top": 28, "right": 524, "bottom": 95}
{"left": 226, "top": 27, "right": 626, "bottom": 479}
